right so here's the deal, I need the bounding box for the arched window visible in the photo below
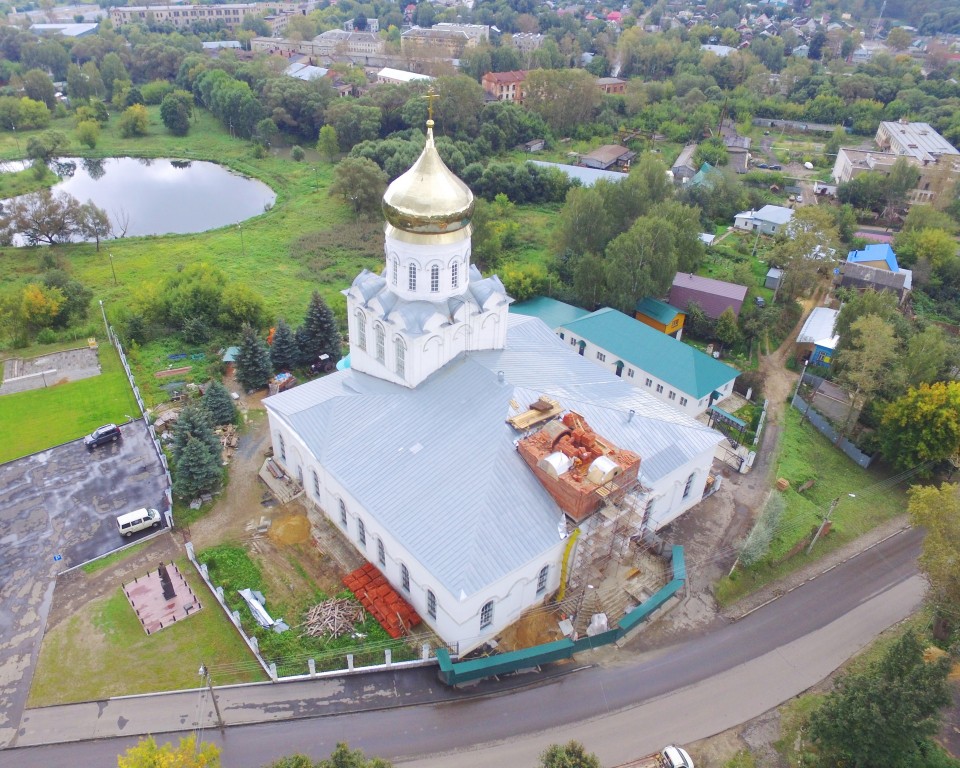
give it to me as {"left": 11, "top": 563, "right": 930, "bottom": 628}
{"left": 408, "top": 263, "right": 417, "bottom": 291}
{"left": 377, "top": 537, "right": 386, "bottom": 566}
{"left": 393, "top": 256, "right": 399, "bottom": 286}
{"left": 358, "top": 518, "right": 366, "bottom": 547}
{"left": 355, "top": 310, "right": 366, "bottom": 351}
{"left": 375, "top": 325, "right": 385, "bottom": 363}
{"left": 480, "top": 600, "right": 494, "bottom": 629}
{"left": 451, "top": 261, "right": 459, "bottom": 289}
{"left": 312, "top": 470, "right": 320, "bottom": 497}
{"left": 278, "top": 433, "right": 286, "bottom": 461}
{"left": 401, "top": 563, "right": 410, "bottom": 591}
{"left": 339, "top": 498, "right": 347, "bottom": 527}
{"left": 427, "top": 589, "right": 437, "bottom": 619}
{"left": 683, "top": 472, "right": 696, "bottom": 499}
{"left": 537, "top": 565, "right": 549, "bottom": 595}
{"left": 430, "top": 264, "right": 439, "bottom": 292}
{"left": 395, "top": 337, "right": 405, "bottom": 378}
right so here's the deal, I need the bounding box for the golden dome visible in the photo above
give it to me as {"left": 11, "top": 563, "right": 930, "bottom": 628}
{"left": 382, "top": 120, "right": 474, "bottom": 234}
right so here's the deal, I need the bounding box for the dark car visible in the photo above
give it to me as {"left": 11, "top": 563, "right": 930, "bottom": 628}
{"left": 755, "top": 296, "right": 767, "bottom": 308}
{"left": 769, "top": 164, "right": 782, "bottom": 171}
{"left": 84, "top": 423, "right": 122, "bottom": 448}
{"left": 756, "top": 163, "right": 769, "bottom": 169}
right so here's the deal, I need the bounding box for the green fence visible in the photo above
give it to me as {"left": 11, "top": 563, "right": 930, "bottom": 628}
{"left": 437, "top": 546, "right": 686, "bottom": 686}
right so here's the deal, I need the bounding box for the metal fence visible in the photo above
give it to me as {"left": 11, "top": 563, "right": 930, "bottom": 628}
{"left": 791, "top": 393, "right": 874, "bottom": 468}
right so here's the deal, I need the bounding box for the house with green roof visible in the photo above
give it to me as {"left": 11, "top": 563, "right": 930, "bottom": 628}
{"left": 510, "top": 296, "right": 591, "bottom": 330}
{"left": 558, "top": 308, "right": 739, "bottom": 417}
{"left": 634, "top": 297, "right": 685, "bottom": 338}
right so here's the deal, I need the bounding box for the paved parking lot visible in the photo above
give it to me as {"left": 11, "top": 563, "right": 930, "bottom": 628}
{"left": 0, "top": 422, "right": 168, "bottom": 748}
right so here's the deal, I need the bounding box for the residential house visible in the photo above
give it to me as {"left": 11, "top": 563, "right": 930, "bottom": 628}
{"left": 520, "top": 139, "right": 546, "bottom": 153}
{"left": 597, "top": 77, "right": 626, "bottom": 94}
{"left": 554, "top": 308, "right": 738, "bottom": 417}
{"left": 733, "top": 205, "right": 794, "bottom": 236}
{"left": 510, "top": 32, "right": 545, "bottom": 53}
{"left": 482, "top": 70, "right": 527, "bottom": 102}
{"left": 671, "top": 144, "right": 699, "bottom": 182}
{"left": 634, "top": 297, "right": 686, "bottom": 338}
{"left": 831, "top": 146, "right": 960, "bottom": 206}
{"left": 669, "top": 272, "right": 748, "bottom": 319}
{"left": 580, "top": 145, "right": 636, "bottom": 170}
{"left": 837, "top": 243, "right": 912, "bottom": 304}
{"left": 796, "top": 307, "right": 840, "bottom": 367}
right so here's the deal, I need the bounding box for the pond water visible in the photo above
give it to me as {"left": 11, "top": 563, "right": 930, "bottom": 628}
{"left": 4, "top": 157, "right": 276, "bottom": 242}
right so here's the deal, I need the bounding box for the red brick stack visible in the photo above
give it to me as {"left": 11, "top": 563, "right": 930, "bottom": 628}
{"left": 343, "top": 562, "right": 422, "bottom": 639}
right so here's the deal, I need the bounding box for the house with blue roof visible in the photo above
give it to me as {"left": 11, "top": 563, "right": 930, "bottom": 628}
{"left": 838, "top": 243, "right": 912, "bottom": 304}
{"left": 511, "top": 296, "right": 591, "bottom": 331}
{"left": 846, "top": 243, "right": 900, "bottom": 272}
{"left": 556, "top": 308, "right": 739, "bottom": 417}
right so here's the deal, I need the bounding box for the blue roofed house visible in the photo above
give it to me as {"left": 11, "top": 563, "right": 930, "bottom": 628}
{"left": 554, "top": 308, "right": 739, "bottom": 417}
{"left": 838, "top": 243, "right": 912, "bottom": 305}
{"left": 264, "top": 124, "right": 725, "bottom": 655}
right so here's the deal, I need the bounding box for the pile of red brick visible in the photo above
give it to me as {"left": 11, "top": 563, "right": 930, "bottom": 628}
{"left": 343, "top": 562, "right": 422, "bottom": 639}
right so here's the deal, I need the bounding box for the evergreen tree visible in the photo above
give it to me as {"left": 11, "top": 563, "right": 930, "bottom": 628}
{"left": 202, "top": 380, "right": 237, "bottom": 426}
{"left": 171, "top": 403, "right": 220, "bottom": 464}
{"left": 270, "top": 318, "right": 300, "bottom": 373}
{"left": 173, "top": 435, "right": 223, "bottom": 500}
{"left": 235, "top": 323, "right": 273, "bottom": 391}
{"left": 296, "top": 291, "right": 342, "bottom": 367}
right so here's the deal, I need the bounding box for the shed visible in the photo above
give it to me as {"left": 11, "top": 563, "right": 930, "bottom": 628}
{"left": 796, "top": 307, "right": 839, "bottom": 367}
{"left": 634, "top": 297, "right": 686, "bottom": 338}
{"left": 668, "top": 273, "right": 748, "bottom": 320}
{"left": 580, "top": 144, "right": 636, "bottom": 170}
{"left": 764, "top": 267, "right": 783, "bottom": 290}
{"left": 222, "top": 346, "right": 240, "bottom": 376}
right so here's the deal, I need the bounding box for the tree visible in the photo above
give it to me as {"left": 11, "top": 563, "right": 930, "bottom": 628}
{"left": 171, "top": 403, "right": 221, "bottom": 464}
{"left": 118, "top": 735, "right": 220, "bottom": 768}
{"left": 25, "top": 130, "right": 67, "bottom": 163}
{"left": 235, "top": 323, "right": 273, "bottom": 392}
{"left": 23, "top": 69, "right": 56, "bottom": 109}
{"left": 117, "top": 104, "right": 149, "bottom": 138}
{"left": 270, "top": 318, "right": 300, "bottom": 373}
{"left": 835, "top": 314, "right": 898, "bottom": 438}
{"left": 908, "top": 483, "right": 960, "bottom": 616}
{"left": 886, "top": 27, "right": 912, "bottom": 51}
{"left": 296, "top": 291, "right": 341, "bottom": 367}
{"left": 7, "top": 189, "right": 79, "bottom": 245}
{"left": 808, "top": 631, "right": 951, "bottom": 768}
{"left": 42, "top": 269, "right": 92, "bottom": 327}
{"left": 174, "top": 435, "right": 223, "bottom": 499}
{"left": 775, "top": 206, "right": 841, "bottom": 301}
{"left": 76, "top": 120, "right": 100, "bottom": 149}
{"left": 715, "top": 306, "right": 741, "bottom": 347}
{"left": 523, "top": 69, "right": 600, "bottom": 136}
{"left": 538, "top": 741, "right": 601, "bottom": 768}
{"left": 330, "top": 157, "right": 387, "bottom": 215}
{"left": 833, "top": 289, "right": 901, "bottom": 350}
{"left": 882, "top": 158, "right": 920, "bottom": 219}
{"left": 202, "top": 380, "right": 237, "bottom": 426}
{"left": 20, "top": 283, "right": 64, "bottom": 331}
{"left": 319, "top": 743, "right": 392, "bottom": 768}
{"left": 317, "top": 125, "right": 339, "bottom": 162}
{"left": 880, "top": 382, "right": 960, "bottom": 473}
{"left": 76, "top": 200, "right": 111, "bottom": 251}
{"left": 160, "top": 90, "right": 193, "bottom": 136}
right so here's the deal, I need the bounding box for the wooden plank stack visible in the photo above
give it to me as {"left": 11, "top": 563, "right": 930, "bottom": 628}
{"left": 299, "top": 598, "right": 365, "bottom": 638}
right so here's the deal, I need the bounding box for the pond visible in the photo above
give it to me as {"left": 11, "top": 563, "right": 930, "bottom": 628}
{"left": 3, "top": 157, "right": 276, "bottom": 243}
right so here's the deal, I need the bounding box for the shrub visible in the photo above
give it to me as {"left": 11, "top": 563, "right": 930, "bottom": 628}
{"left": 290, "top": 145, "right": 304, "bottom": 162}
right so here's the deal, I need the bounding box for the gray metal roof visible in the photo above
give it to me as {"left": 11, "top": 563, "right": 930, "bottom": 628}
{"left": 265, "top": 315, "right": 722, "bottom": 598}
{"left": 529, "top": 160, "right": 627, "bottom": 186}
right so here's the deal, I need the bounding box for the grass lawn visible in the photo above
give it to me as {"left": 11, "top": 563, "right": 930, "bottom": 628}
{"left": 28, "top": 558, "right": 266, "bottom": 706}
{"left": 0, "top": 339, "right": 139, "bottom": 463}
{"left": 0, "top": 162, "right": 60, "bottom": 198}
{"left": 715, "top": 407, "right": 910, "bottom": 606}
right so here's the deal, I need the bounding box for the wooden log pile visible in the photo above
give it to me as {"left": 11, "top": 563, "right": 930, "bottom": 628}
{"left": 215, "top": 424, "right": 239, "bottom": 463}
{"left": 299, "top": 598, "right": 365, "bottom": 638}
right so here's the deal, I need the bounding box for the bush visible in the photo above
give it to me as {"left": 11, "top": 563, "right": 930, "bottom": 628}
{"left": 140, "top": 79, "right": 174, "bottom": 105}
{"left": 36, "top": 328, "right": 57, "bottom": 344}
{"left": 739, "top": 493, "right": 785, "bottom": 566}
{"left": 290, "top": 145, "right": 304, "bottom": 162}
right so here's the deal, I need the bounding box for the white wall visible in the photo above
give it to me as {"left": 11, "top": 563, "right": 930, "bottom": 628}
{"left": 267, "top": 410, "right": 566, "bottom": 654}
{"left": 642, "top": 444, "right": 717, "bottom": 531}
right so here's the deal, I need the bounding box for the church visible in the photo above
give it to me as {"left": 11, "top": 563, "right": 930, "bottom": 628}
{"left": 264, "top": 118, "right": 724, "bottom": 654}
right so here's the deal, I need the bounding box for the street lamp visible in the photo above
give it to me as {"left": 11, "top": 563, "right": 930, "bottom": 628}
{"left": 237, "top": 224, "right": 245, "bottom": 257}
{"left": 11, "top": 125, "right": 20, "bottom": 156}
{"left": 311, "top": 166, "right": 318, "bottom": 191}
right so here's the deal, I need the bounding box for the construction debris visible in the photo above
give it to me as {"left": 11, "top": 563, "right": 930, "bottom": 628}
{"left": 215, "top": 423, "right": 239, "bottom": 464}
{"left": 299, "top": 598, "right": 366, "bottom": 638}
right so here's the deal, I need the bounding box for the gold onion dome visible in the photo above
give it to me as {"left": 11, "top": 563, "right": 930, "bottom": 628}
{"left": 382, "top": 120, "right": 474, "bottom": 234}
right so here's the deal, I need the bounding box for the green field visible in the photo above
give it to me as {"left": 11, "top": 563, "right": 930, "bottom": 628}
{"left": 716, "top": 407, "right": 910, "bottom": 605}
{"left": 28, "top": 559, "right": 267, "bottom": 706}
{"left": 0, "top": 339, "right": 139, "bottom": 462}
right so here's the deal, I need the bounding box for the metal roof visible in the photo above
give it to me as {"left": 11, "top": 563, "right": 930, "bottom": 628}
{"left": 847, "top": 243, "right": 899, "bottom": 272}
{"left": 634, "top": 297, "right": 684, "bottom": 325}
{"left": 797, "top": 307, "right": 840, "bottom": 348}
{"left": 671, "top": 272, "right": 748, "bottom": 302}
{"left": 265, "top": 315, "right": 722, "bottom": 598}
{"left": 559, "top": 308, "right": 738, "bottom": 399}
{"left": 529, "top": 161, "right": 627, "bottom": 186}
{"left": 511, "top": 297, "right": 590, "bottom": 330}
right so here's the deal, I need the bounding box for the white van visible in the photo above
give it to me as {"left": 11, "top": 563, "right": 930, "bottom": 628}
{"left": 117, "top": 508, "right": 161, "bottom": 537}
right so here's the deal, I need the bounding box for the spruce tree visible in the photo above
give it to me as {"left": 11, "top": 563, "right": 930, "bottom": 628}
{"left": 171, "top": 403, "right": 221, "bottom": 464}
{"left": 296, "top": 291, "right": 342, "bottom": 367}
{"left": 173, "top": 435, "right": 223, "bottom": 499}
{"left": 235, "top": 323, "right": 273, "bottom": 392}
{"left": 270, "top": 318, "right": 300, "bottom": 373}
{"left": 202, "top": 380, "right": 237, "bottom": 426}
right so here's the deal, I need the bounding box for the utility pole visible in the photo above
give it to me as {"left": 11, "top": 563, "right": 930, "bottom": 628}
{"left": 807, "top": 497, "right": 838, "bottom": 554}
{"left": 198, "top": 664, "right": 225, "bottom": 734}
{"left": 109, "top": 253, "right": 117, "bottom": 286}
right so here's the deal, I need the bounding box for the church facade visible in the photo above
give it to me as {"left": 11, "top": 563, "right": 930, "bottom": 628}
{"left": 264, "top": 120, "right": 724, "bottom": 653}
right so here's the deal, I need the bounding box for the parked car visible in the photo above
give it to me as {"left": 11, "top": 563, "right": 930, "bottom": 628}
{"left": 756, "top": 162, "right": 769, "bottom": 169}
{"left": 84, "top": 423, "right": 122, "bottom": 449}
{"left": 796, "top": 194, "right": 803, "bottom": 203}
{"left": 769, "top": 164, "right": 782, "bottom": 171}
{"left": 755, "top": 296, "right": 766, "bottom": 308}
{"left": 116, "top": 508, "right": 161, "bottom": 537}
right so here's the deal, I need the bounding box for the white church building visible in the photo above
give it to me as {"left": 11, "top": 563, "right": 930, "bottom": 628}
{"left": 264, "top": 119, "right": 724, "bottom": 654}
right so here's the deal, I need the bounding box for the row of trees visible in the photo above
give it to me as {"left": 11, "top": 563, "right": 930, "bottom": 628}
{"left": 169, "top": 383, "right": 237, "bottom": 500}
{"left": 0, "top": 189, "right": 111, "bottom": 248}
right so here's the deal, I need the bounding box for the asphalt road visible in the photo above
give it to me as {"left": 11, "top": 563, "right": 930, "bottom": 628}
{"left": 4, "top": 528, "right": 924, "bottom": 767}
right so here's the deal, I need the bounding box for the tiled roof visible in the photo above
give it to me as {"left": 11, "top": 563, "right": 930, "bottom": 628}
{"left": 559, "top": 308, "right": 739, "bottom": 399}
